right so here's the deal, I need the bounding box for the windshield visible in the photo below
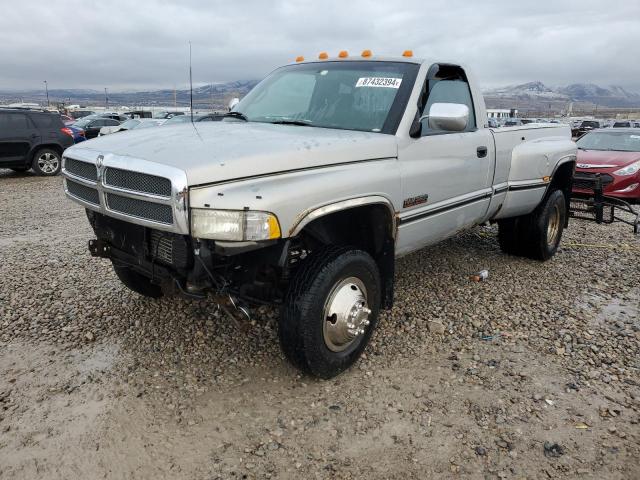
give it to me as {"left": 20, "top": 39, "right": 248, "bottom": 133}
{"left": 132, "top": 120, "right": 162, "bottom": 129}
{"left": 233, "top": 61, "right": 419, "bottom": 134}
{"left": 72, "top": 117, "right": 94, "bottom": 127}
{"left": 581, "top": 121, "right": 599, "bottom": 128}
{"left": 120, "top": 119, "right": 141, "bottom": 129}
{"left": 576, "top": 131, "right": 640, "bottom": 152}
{"left": 164, "top": 115, "right": 192, "bottom": 124}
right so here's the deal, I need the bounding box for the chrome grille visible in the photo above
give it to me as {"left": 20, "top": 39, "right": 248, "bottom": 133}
{"left": 104, "top": 167, "right": 172, "bottom": 197}
{"left": 106, "top": 193, "right": 173, "bottom": 224}
{"left": 66, "top": 180, "right": 100, "bottom": 205}
{"left": 65, "top": 157, "right": 97, "bottom": 182}
{"left": 150, "top": 230, "right": 173, "bottom": 265}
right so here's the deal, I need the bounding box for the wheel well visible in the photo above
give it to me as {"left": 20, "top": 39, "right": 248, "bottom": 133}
{"left": 296, "top": 204, "right": 396, "bottom": 309}
{"left": 549, "top": 160, "right": 575, "bottom": 226}
{"left": 30, "top": 144, "right": 63, "bottom": 161}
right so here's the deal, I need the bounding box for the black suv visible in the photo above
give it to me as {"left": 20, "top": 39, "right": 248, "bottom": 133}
{"left": 0, "top": 108, "right": 74, "bottom": 175}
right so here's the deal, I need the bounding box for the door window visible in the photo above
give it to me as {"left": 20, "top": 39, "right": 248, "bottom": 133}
{"left": 31, "top": 114, "right": 61, "bottom": 129}
{"left": 420, "top": 73, "right": 476, "bottom": 136}
{"left": 0, "top": 113, "right": 31, "bottom": 130}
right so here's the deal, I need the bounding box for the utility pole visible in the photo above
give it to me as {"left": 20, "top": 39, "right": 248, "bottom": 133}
{"left": 44, "top": 80, "right": 49, "bottom": 107}
{"left": 105, "top": 88, "right": 109, "bottom": 109}
{"left": 189, "top": 41, "right": 194, "bottom": 122}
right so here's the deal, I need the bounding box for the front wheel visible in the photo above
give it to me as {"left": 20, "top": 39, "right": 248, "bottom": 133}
{"left": 32, "top": 148, "right": 62, "bottom": 176}
{"left": 279, "top": 247, "right": 381, "bottom": 379}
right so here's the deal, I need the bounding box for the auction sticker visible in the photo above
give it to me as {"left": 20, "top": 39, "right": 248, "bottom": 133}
{"left": 356, "top": 77, "right": 402, "bottom": 88}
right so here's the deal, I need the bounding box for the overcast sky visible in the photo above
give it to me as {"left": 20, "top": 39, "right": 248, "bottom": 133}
{"left": 2, "top": 0, "right": 639, "bottom": 92}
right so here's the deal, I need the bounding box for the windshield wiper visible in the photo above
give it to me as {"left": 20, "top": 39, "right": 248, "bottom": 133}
{"left": 268, "top": 119, "right": 312, "bottom": 126}
{"left": 223, "top": 111, "right": 249, "bottom": 121}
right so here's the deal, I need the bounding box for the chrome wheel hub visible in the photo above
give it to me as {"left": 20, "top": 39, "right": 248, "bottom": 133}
{"left": 38, "top": 152, "right": 59, "bottom": 174}
{"left": 323, "top": 277, "right": 371, "bottom": 352}
{"left": 547, "top": 204, "right": 561, "bottom": 246}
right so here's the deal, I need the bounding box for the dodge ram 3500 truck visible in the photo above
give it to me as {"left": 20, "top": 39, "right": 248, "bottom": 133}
{"left": 62, "top": 53, "right": 576, "bottom": 378}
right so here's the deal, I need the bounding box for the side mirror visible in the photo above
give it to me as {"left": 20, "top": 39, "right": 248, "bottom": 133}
{"left": 421, "top": 103, "right": 469, "bottom": 132}
{"left": 228, "top": 97, "right": 240, "bottom": 111}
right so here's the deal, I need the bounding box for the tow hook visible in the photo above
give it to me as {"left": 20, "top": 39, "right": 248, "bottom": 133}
{"left": 88, "top": 239, "right": 111, "bottom": 258}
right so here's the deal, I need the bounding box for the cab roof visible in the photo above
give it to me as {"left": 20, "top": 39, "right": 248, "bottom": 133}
{"left": 287, "top": 55, "right": 424, "bottom": 66}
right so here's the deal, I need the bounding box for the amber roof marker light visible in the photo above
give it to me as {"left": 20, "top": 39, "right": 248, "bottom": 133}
{"left": 338, "top": 50, "right": 349, "bottom": 58}
{"left": 295, "top": 56, "right": 304, "bottom": 62}
{"left": 361, "top": 49, "right": 372, "bottom": 57}
{"left": 402, "top": 50, "right": 413, "bottom": 57}
{"left": 318, "top": 52, "right": 329, "bottom": 60}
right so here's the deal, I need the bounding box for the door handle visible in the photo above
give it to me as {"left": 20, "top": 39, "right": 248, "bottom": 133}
{"left": 477, "top": 146, "right": 488, "bottom": 158}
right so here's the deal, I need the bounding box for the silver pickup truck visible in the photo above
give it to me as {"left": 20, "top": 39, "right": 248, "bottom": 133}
{"left": 62, "top": 53, "right": 576, "bottom": 378}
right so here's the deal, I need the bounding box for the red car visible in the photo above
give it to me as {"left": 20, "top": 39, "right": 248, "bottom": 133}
{"left": 573, "top": 128, "right": 640, "bottom": 202}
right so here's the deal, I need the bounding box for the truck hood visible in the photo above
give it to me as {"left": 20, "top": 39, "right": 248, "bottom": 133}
{"left": 66, "top": 122, "right": 398, "bottom": 185}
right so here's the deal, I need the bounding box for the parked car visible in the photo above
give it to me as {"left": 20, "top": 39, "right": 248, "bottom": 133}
{"left": 612, "top": 121, "right": 633, "bottom": 128}
{"left": 62, "top": 55, "right": 575, "bottom": 378}
{"left": 96, "top": 112, "right": 128, "bottom": 121}
{"left": 98, "top": 118, "right": 165, "bottom": 136}
{"left": 132, "top": 118, "right": 166, "bottom": 129}
{"left": 163, "top": 113, "right": 225, "bottom": 125}
{"left": 99, "top": 118, "right": 142, "bottom": 136}
{"left": 573, "top": 128, "right": 640, "bottom": 202}
{"left": 503, "top": 118, "right": 523, "bottom": 127}
{"left": 123, "top": 110, "right": 153, "bottom": 119}
{"left": 486, "top": 118, "right": 500, "bottom": 128}
{"left": 153, "top": 111, "right": 185, "bottom": 119}
{"left": 72, "top": 117, "right": 121, "bottom": 139}
{"left": 572, "top": 120, "right": 601, "bottom": 138}
{"left": 69, "top": 110, "right": 95, "bottom": 119}
{"left": 67, "top": 125, "right": 86, "bottom": 143}
{"left": 0, "top": 108, "right": 73, "bottom": 175}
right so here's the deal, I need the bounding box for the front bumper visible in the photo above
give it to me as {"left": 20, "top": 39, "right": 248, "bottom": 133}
{"left": 572, "top": 170, "right": 640, "bottom": 201}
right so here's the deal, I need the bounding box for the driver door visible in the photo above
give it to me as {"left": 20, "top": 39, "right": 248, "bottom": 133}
{"left": 396, "top": 68, "right": 494, "bottom": 255}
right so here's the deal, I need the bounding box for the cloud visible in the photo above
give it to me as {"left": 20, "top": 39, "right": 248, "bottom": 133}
{"left": 1, "top": 0, "right": 639, "bottom": 91}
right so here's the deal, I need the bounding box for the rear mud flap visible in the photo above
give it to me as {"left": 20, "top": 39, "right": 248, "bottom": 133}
{"left": 570, "top": 174, "right": 639, "bottom": 234}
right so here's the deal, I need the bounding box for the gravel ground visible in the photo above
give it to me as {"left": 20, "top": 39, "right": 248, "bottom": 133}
{"left": 1, "top": 169, "right": 639, "bottom": 480}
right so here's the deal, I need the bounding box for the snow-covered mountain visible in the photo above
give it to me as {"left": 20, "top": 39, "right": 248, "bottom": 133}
{"left": 484, "top": 81, "right": 640, "bottom": 107}
{"left": 0, "top": 80, "right": 260, "bottom": 108}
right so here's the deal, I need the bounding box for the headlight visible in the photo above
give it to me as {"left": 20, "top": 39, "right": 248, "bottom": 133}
{"left": 614, "top": 160, "right": 640, "bottom": 176}
{"left": 191, "top": 209, "right": 281, "bottom": 241}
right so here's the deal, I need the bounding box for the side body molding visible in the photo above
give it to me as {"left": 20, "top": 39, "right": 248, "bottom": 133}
{"left": 289, "top": 195, "right": 397, "bottom": 238}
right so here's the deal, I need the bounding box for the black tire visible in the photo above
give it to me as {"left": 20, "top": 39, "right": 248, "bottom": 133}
{"left": 31, "top": 148, "right": 62, "bottom": 176}
{"left": 497, "top": 217, "right": 522, "bottom": 255}
{"left": 520, "top": 189, "right": 566, "bottom": 261}
{"left": 112, "top": 263, "right": 163, "bottom": 298}
{"left": 280, "top": 246, "right": 381, "bottom": 379}
{"left": 498, "top": 189, "right": 566, "bottom": 261}
{"left": 10, "top": 166, "right": 30, "bottom": 173}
